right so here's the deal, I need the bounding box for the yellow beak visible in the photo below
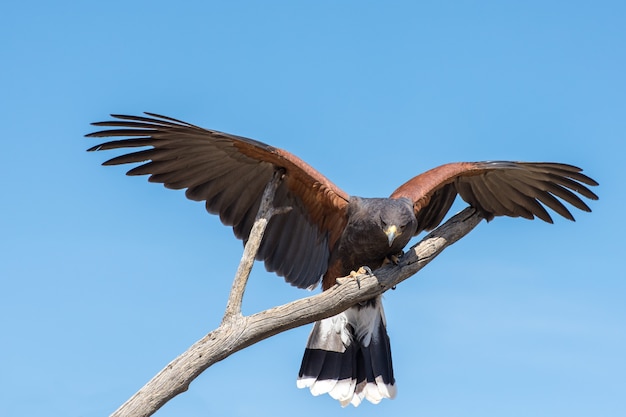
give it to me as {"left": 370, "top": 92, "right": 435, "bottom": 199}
{"left": 384, "top": 224, "right": 398, "bottom": 247}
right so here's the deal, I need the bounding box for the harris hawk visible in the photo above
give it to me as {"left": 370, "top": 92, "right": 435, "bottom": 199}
{"left": 87, "top": 113, "right": 598, "bottom": 407}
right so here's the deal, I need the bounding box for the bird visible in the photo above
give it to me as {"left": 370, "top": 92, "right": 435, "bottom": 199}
{"left": 86, "top": 112, "right": 598, "bottom": 407}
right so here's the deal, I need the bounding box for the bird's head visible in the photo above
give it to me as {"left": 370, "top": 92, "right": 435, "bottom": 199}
{"left": 379, "top": 198, "right": 417, "bottom": 248}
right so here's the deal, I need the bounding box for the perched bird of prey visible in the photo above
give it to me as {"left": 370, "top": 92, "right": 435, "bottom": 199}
{"left": 87, "top": 113, "right": 598, "bottom": 407}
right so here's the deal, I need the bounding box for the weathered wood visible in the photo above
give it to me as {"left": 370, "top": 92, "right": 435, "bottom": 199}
{"left": 222, "top": 169, "right": 287, "bottom": 321}
{"left": 109, "top": 198, "right": 483, "bottom": 417}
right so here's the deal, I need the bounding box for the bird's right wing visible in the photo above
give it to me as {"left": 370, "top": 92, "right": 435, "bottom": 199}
{"left": 87, "top": 113, "right": 350, "bottom": 289}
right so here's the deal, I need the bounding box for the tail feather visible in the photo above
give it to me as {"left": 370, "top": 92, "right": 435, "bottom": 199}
{"left": 297, "top": 296, "right": 396, "bottom": 406}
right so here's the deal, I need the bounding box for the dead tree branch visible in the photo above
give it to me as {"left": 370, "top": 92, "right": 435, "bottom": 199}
{"left": 222, "top": 169, "right": 288, "bottom": 320}
{"left": 109, "top": 179, "right": 483, "bottom": 417}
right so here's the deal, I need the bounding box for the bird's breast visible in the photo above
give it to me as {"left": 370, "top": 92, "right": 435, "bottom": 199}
{"left": 331, "top": 222, "right": 397, "bottom": 275}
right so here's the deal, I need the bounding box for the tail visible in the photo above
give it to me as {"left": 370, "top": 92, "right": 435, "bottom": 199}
{"left": 296, "top": 296, "right": 396, "bottom": 407}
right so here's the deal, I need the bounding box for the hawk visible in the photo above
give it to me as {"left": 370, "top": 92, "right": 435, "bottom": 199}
{"left": 87, "top": 113, "right": 598, "bottom": 407}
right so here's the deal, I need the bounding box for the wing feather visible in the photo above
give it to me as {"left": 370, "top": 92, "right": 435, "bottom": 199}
{"left": 485, "top": 174, "right": 546, "bottom": 221}
{"left": 87, "top": 113, "right": 349, "bottom": 288}
{"left": 390, "top": 161, "right": 598, "bottom": 234}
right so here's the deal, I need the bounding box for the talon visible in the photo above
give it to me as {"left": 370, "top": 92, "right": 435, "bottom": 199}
{"left": 382, "top": 251, "right": 403, "bottom": 266}
{"left": 335, "top": 271, "right": 359, "bottom": 287}
{"left": 336, "top": 266, "right": 372, "bottom": 289}
{"left": 349, "top": 270, "right": 362, "bottom": 289}
{"left": 358, "top": 266, "right": 373, "bottom": 276}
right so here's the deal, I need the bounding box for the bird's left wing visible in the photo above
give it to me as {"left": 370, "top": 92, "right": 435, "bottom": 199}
{"left": 87, "top": 113, "right": 350, "bottom": 289}
{"left": 389, "top": 161, "right": 598, "bottom": 235}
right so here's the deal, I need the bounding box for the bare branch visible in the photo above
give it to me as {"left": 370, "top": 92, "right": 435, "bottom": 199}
{"left": 222, "top": 170, "right": 287, "bottom": 320}
{"left": 109, "top": 207, "right": 483, "bottom": 417}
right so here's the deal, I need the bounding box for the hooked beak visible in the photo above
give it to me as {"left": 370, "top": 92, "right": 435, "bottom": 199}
{"left": 384, "top": 224, "right": 398, "bottom": 247}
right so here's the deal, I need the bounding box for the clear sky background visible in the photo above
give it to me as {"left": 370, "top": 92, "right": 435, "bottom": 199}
{"left": 1, "top": 1, "right": 624, "bottom": 416}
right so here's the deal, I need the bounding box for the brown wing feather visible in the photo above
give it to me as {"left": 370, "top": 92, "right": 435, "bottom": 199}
{"left": 390, "top": 161, "right": 598, "bottom": 234}
{"left": 87, "top": 113, "right": 350, "bottom": 289}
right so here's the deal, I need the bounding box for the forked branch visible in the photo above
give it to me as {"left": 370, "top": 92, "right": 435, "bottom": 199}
{"left": 222, "top": 169, "right": 289, "bottom": 320}
{"left": 109, "top": 174, "right": 483, "bottom": 417}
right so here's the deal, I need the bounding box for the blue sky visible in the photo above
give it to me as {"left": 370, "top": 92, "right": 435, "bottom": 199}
{"left": 1, "top": 1, "right": 624, "bottom": 416}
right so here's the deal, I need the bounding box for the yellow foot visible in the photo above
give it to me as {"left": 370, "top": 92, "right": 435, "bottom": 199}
{"left": 382, "top": 251, "right": 403, "bottom": 266}
{"left": 352, "top": 266, "right": 373, "bottom": 276}
{"left": 336, "top": 266, "right": 373, "bottom": 289}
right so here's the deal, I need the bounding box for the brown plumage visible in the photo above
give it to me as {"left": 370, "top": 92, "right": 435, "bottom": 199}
{"left": 87, "top": 112, "right": 598, "bottom": 406}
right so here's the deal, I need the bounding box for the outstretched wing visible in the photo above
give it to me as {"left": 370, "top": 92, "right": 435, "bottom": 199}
{"left": 389, "top": 161, "right": 598, "bottom": 234}
{"left": 87, "top": 113, "right": 350, "bottom": 289}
